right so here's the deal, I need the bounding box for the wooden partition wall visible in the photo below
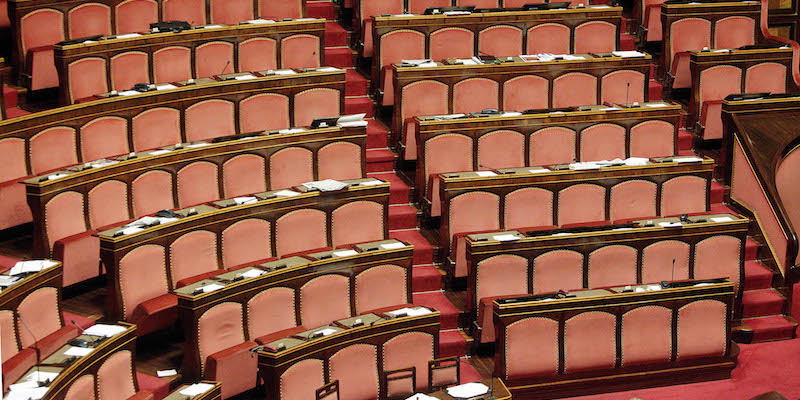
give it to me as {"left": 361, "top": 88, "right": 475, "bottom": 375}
{"left": 493, "top": 281, "right": 737, "bottom": 398}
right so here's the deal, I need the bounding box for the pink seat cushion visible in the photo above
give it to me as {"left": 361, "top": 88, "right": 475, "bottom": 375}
{"left": 135, "top": 373, "right": 170, "bottom": 400}
{"left": 129, "top": 293, "right": 178, "bottom": 337}
{"left": 0, "top": 253, "right": 19, "bottom": 272}
{"left": 478, "top": 294, "right": 527, "bottom": 343}
{"left": 53, "top": 230, "right": 101, "bottom": 287}
{"left": 205, "top": 341, "right": 259, "bottom": 399}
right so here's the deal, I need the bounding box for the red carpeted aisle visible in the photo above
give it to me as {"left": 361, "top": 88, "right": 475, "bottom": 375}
{"left": 566, "top": 338, "right": 800, "bottom": 400}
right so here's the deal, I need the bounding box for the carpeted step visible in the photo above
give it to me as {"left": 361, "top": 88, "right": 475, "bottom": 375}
{"left": 389, "top": 203, "right": 418, "bottom": 230}
{"left": 324, "top": 47, "right": 355, "bottom": 68}
{"left": 345, "top": 69, "right": 368, "bottom": 97}
{"left": 745, "top": 316, "right": 797, "bottom": 342}
{"left": 412, "top": 264, "right": 443, "bottom": 293}
{"left": 390, "top": 229, "right": 435, "bottom": 265}
{"left": 710, "top": 180, "right": 725, "bottom": 204}
{"left": 678, "top": 128, "right": 693, "bottom": 152}
{"left": 366, "top": 148, "right": 396, "bottom": 173}
{"left": 306, "top": 1, "right": 336, "bottom": 20}
{"left": 620, "top": 33, "right": 636, "bottom": 51}
{"left": 413, "top": 291, "right": 459, "bottom": 330}
{"left": 648, "top": 80, "right": 663, "bottom": 101}
{"left": 4, "top": 85, "right": 18, "bottom": 108}
{"left": 370, "top": 171, "right": 410, "bottom": 204}
{"left": 6, "top": 107, "right": 30, "bottom": 119}
{"left": 344, "top": 95, "right": 374, "bottom": 117}
{"left": 742, "top": 289, "right": 786, "bottom": 318}
{"left": 324, "top": 21, "right": 348, "bottom": 48}
{"left": 439, "top": 330, "right": 469, "bottom": 358}
{"left": 366, "top": 119, "right": 389, "bottom": 148}
{"left": 745, "top": 237, "right": 760, "bottom": 261}
{"left": 744, "top": 261, "right": 774, "bottom": 291}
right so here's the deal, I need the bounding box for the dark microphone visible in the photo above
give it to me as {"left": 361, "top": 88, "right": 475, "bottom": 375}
{"left": 70, "top": 319, "right": 100, "bottom": 347}
{"left": 220, "top": 60, "right": 231, "bottom": 76}
{"left": 477, "top": 50, "right": 497, "bottom": 62}
{"left": 625, "top": 82, "right": 630, "bottom": 107}
{"left": 300, "top": 51, "right": 318, "bottom": 72}
{"left": 662, "top": 258, "right": 676, "bottom": 288}
{"left": 553, "top": 157, "right": 577, "bottom": 171}
{"left": 16, "top": 311, "right": 46, "bottom": 386}
{"left": 478, "top": 164, "right": 503, "bottom": 175}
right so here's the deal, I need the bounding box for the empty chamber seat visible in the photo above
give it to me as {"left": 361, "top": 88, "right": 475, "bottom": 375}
{"left": 527, "top": 24, "right": 570, "bottom": 55}
{"left": 110, "top": 52, "right": 150, "bottom": 91}
{"left": 429, "top": 27, "right": 475, "bottom": 61}
{"left": 162, "top": 0, "right": 206, "bottom": 25}
{"left": 115, "top": 0, "right": 158, "bottom": 34}
{"left": 210, "top": 0, "right": 253, "bottom": 24}
{"left": 379, "top": 30, "right": 425, "bottom": 107}
{"left": 20, "top": 9, "right": 64, "bottom": 90}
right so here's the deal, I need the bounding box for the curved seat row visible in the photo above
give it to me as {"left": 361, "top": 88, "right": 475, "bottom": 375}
{"left": 466, "top": 212, "right": 748, "bottom": 342}
{"left": 438, "top": 157, "right": 715, "bottom": 278}
{"left": 372, "top": 6, "right": 623, "bottom": 106}
{"left": 97, "top": 181, "right": 390, "bottom": 337}
{"left": 10, "top": 0, "right": 308, "bottom": 90}
{"left": 0, "top": 70, "right": 344, "bottom": 233}
{"left": 414, "top": 102, "right": 683, "bottom": 217}
{"left": 392, "top": 54, "right": 652, "bottom": 160}
{"left": 175, "top": 241, "right": 415, "bottom": 398}
{"left": 56, "top": 19, "right": 325, "bottom": 103}
{"left": 25, "top": 125, "right": 364, "bottom": 287}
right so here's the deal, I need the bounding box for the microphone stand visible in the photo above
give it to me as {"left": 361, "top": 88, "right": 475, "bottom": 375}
{"left": 16, "top": 311, "right": 47, "bottom": 387}
{"left": 299, "top": 51, "right": 319, "bottom": 72}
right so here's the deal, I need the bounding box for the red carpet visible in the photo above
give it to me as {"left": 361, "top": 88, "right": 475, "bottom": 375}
{"left": 567, "top": 338, "right": 800, "bottom": 400}
{"left": 710, "top": 181, "right": 725, "bottom": 204}
{"left": 744, "top": 261, "right": 773, "bottom": 291}
{"left": 439, "top": 331, "right": 469, "bottom": 358}
{"left": 746, "top": 316, "right": 798, "bottom": 342}
{"left": 389, "top": 204, "right": 418, "bottom": 230}
{"left": 413, "top": 291, "right": 459, "bottom": 330}
{"left": 745, "top": 238, "right": 760, "bottom": 261}
{"left": 345, "top": 69, "right": 369, "bottom": 97}
{"left": 741, "top": 289, "right": 785, "bottom": 318}
{"left": 366, "top": 119, "right": 390, "bottom": 148}
{"left": 390, "top": 229, "right": 435, "bottom": 265}
{"left": 366, "top": 148, "right": 396, "bottom": 172}
{"left": 370, "top": 171, "right": 410, "bottom": 204}
{"left": 678, "top": 129, "right": 693, "bottom": 152}
{"left": 412, "top": 264, "right": 443, "bottom": 293}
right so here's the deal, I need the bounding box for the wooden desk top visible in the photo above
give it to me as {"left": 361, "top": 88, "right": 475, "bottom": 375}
{"left": 163, "top": 382, "right": 222, "bottom": 400}
{"left": 393, "top": 53, "right": 652, "bottom": 77}
{"left": 53, "top": 19, "right": 324, "bottom": 55}
{"left": 0, "top": 261, "right": 61, "bottom": 310}
{"left": 429, "top": 378, "right": 512, "bottom": 399}
{"left": 661, "top": 0, "right": 760, "bottom": 15}
{"left": 373, "top": 5, "right": 621, "bottom": 26}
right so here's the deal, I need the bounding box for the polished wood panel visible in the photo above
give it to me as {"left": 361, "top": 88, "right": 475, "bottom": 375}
{"left": 493, "top": 282, "right": 736, "bottom": 399}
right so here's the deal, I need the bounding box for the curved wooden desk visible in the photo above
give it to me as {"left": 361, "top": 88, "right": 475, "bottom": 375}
{"left": 11, "top": 322, "right": 137, "bottom": 400}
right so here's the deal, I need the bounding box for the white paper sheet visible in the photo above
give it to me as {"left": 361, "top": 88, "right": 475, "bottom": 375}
{"left": 389, "top": 307, "right": 432, "bottom": 317}
{"left": 120, "top": 226, "right": 144, "bottom": 236}
{"left": 380, "top": 242, "right": 406, "bottom": 250}
{"left": 155, "top": 84, "right": 177, "bottom": 91}
{"left": 333, "top": 250, "right": 359, "bottom": 257}
{"left": 234, "top": 74, "right": 258, "bottom": 80}
{"left": 612, "top": 51, "right": 647, "bottom": 58}
{"left": 277, "top": 128, "right": 305, "bottom": 134}
{"left": 358, "top": 179, "right": 385, "bottom": 186}
{"left": 64, "top": 346, "right": 93, "bottom": 357}
{"left": 711, "top": 216, "right": 734, "bottom": 222}
{"left": 83, "top": 324, "right": 126, "bottom": 337}
{"left": 313, "top": 328, "right": 338, "bottom": 336}
{"left": 475, "top": 171, "right": 497, "bottom": 177}
{"left": 185, "top": 142, "right": 210, "bottom": 148}
{"left": 240, "top": 269, "right": 265, "bottom": 278}
{"left": 529, "top": 168, "right": 550, "bottom": 173}
{"left": 118, "top": 90, "right": 140, "bottom": 96}
{"left": 234, "top": 197, "right": 258, "bottom": 205}
{"left": 149, "top": 149, "right": 171, "bottom": 156}
{"left": 446, "top": 382, "right": 489, "bottom": 398}
{"left": 201, "top": 24, "right": 224, "bottom": 28}
{"left": 273, "top": 69, "right": 297, "bottom": 75}
{"left": 47, "top": 173, "right": 69, "bottom": 180}
{"left": 493, "top": 234, "right": 520, "bottom": 242}
{"left": 674, "top": 156, "right": 704, "bottom": 163}
{"left": 315, "top": 67, "right": 340, "bottom": 72}
{"left": 201, "top": 283, "right": 224, "bottom": 293}
{"left": 244, "top": 19, "right": 276, "bottom": 24}
{"left": 156, "top": 369, "right": 177, "bottom": 377}
{"left": 645, "top": 102, "right": 670, "bottom": 107}
{"left": 5, "top": 386, "right": 48, "bottom": 400}
{"left": 179, "top": 383, "right": 215, "bottom": 396}
{"left": 9, "top": 260, "right": 58, "bottom": 275}
{"left": 0, "top": 275, "right": 20, "bottom": 286}
{"left": 658, "top": 222, "right": 683, "bottom": 228}
{"left": 274, "top": 190, "right": 300, "bottom": 197}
